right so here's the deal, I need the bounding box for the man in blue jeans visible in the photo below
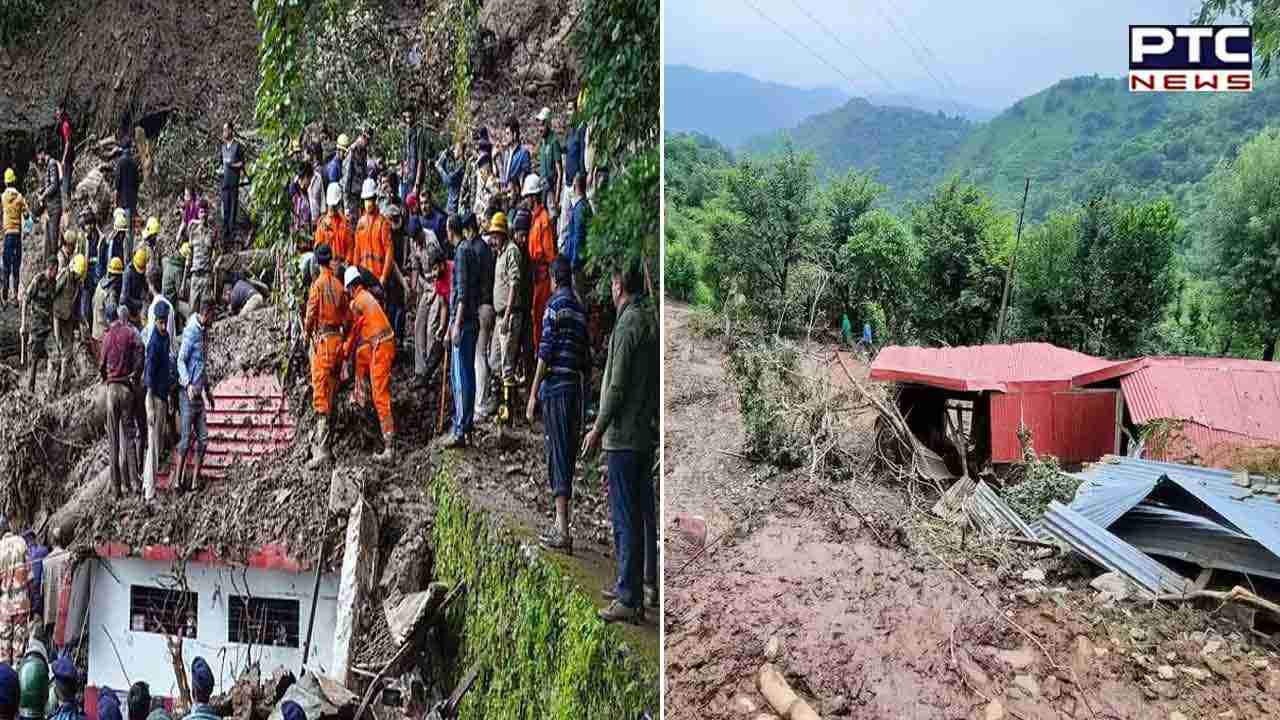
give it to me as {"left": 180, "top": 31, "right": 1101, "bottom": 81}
{"left": 438, "top": 214, "right": 480, "bottom": 448}
{"left": 583, "top": 261, "right": 659, "bottom": 623}
{"left": 174, "top": 301, "right": 216, "bottom": 492}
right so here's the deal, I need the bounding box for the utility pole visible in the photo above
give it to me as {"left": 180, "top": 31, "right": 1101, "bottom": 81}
{"left": 996, "top": 177, "right": 1030, "bottom": 343}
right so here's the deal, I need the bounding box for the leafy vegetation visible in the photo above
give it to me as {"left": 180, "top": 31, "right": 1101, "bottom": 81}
{"left": 251, "top": 0, "right": 311, "bottom": 249}
{"left": 577, "top": 0, "right": 659, "bottom": 292}
{"left": 0, "top": 0, "right": 47, "bottom": 50}
{"left": 431, "top": 465, "right": 655, "bottom": 718}
{"left": 1203, "top": 127, "right": 1280, "bottom": 359}
{"left": 1001, "top": 453, "right": 1079, "bottom": 524}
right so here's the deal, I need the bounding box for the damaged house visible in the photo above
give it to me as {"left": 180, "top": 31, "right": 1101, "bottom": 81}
{"left": 870, "top": 344, "right": 1280, "bottom": 472}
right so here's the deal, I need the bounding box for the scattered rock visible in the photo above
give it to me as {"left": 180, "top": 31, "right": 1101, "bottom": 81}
{"left": 1012, "top": 674, "right": 1040, "bottom": 697}
{"left": 957, "top": 649, "right": 992, "bottom": 690}
{"left": 1250, "top": 659, "right": 1269, "bottom": 670}
{"left": 1157, "top": 665, "right": 1176, "bottom": 680}
{"left": 1032, "top": 547, "right": 1055, "bottom": 560}
{"left": 1042, "top": 674, "right": 1060, "bottom": 700}
{"left": 764, "top": 636, "right": 782, "bottom": 662}
{"left": 1180, "top": 666, "right": 1211, "bottom": 682}
{"left": 824, "top": 695, "right": 848, "bottom": 716}
{"left": 1129, "top": 627, "right": 1148, "bottom": 643}
{"left": 1152, "top": 680, "right": 1178, "bottom": 699}
{"left": 1203, "top": 655, "right": 1233, "bottom": 679}
{"left": 1021, "top": 567, "right": 1046, "bottom": 583}
{"left": 984, "top": 700, "right": 1005, "bottom": 720}
{"left": 1014, "top": 588, "right": 1041, "bottom": 604}
{"left": 731, "top": 694, "right": 758, "bottom": 714}
{"left": 996, "top": 646, "right": 1037, "bottom": 671}
{"left": 1202, "top": 639, "right": 1223, "bottom": 656}
{"left": 1170, "top": 713, "right": 1188, "bottom": 720}
{"left": 1218, "top": 711, "right": 1237, "bottom": 719}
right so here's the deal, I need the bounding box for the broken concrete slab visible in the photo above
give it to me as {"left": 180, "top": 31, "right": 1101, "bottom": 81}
{"left": 331, "top": 498, "right": 380, "bottom": 688}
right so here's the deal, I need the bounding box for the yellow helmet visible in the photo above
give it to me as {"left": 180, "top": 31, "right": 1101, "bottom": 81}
{"left": 113, "top": 208, "right": 129, "bottom": 231}
{"left": 180, "top": 242, "right": 191, "bottom": 259}
{"left": 107, "top": 257, "right": 124, "bottom": 275}
{"left": 70, "top": 254, "right": 86, "bottom": 278}
{"left": 336, "top": 133, "right": 351, "bottom": 152}
{"left": 3, "top": 168, "right": 14, "bottom": 185}
{"left": 132, "top": 245, "right": 150, "bottom": 272}
{"left": 142, "top": 216, "right": 161, "bottom": 239}
{"left": 488, "top": 212, "right": 508, "bottom": 235}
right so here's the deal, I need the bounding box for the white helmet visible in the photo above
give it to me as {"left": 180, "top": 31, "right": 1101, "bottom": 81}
{"left": 521, "top": 173, "right": 544, "bottom": 198}
{"left": 361, "top": 178, "right": 378, "bottom": 200}
{"left": 344, "top": 265, "right": 361, "bottom": 289}
{"left": 326, "top": 182, "right": 342, "bottom": 207}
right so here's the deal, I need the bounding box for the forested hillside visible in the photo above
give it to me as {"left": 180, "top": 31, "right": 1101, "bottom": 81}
{"left": 741, "top": 98, "right": 973, "bottom": 207}
{"left": 742, "top": 75, "right": 1280, "bottom": 261}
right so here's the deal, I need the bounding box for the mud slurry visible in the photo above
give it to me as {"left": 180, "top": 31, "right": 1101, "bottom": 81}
{"left": 662, "top": 300, "right": 1280, "bottom": 720}
{"left": 430, "top": 459, "right": 658, "bottom": 719}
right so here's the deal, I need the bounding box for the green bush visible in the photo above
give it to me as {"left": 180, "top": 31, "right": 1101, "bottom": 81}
{"left": 664, "top": 240, "right": 700, "bottom": 302}
{"left": 1001, "top": 454, "right": 1080, "bottom": 524}
{"left": 725, "top": 340, "right": 802, "bottom": 465}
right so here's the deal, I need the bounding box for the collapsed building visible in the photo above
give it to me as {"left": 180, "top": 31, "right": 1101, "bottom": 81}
{"left": 868, "top": 343, "right": 1280, "bottom": 472}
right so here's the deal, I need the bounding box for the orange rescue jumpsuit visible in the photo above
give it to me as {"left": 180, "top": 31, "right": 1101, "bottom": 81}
{"left": 528, "top": 203, "right": 556, "bottom": 359}
{"left": 315, "top": 211, "right": 354, "bottom": 268}
{"left": 343, "top": 287, "right": 395, "bottom": 435}
{"left": 305, "top": 266, "right": 350, "bottom": 415}
{"left": 353, "top": 210, "right": 394, "bottom": 286}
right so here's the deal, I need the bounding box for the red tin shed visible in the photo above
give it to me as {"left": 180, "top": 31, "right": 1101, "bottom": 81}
{"left": 870, "top": 343, "right": 1121, "bottom": 464}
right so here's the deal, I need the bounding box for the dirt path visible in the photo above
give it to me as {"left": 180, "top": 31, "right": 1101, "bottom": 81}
{"left": 662, "top": 301, "right": 1279, "bottom": 720}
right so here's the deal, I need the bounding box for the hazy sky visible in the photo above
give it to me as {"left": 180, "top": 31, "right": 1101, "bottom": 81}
{"left": 665, "top": 0, "right": 1213, "bottom": 109}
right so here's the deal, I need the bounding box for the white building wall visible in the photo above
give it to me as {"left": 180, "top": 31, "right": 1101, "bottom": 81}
{"left": 87, "top": 558, "right": 339, "bottom": 698}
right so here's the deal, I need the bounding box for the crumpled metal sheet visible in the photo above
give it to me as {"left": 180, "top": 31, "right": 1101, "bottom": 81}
{"left": 967, "top": 480, "right": 1038, "bottom": 540}
{"left": 1113, "top": 505, "right": 1280, "bottom": 580}
{"left": 1041, "top": 501, "right": 1191, "bottom": 596}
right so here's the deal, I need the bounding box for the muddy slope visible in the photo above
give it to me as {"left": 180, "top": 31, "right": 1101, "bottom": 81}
{"left": 662, "top": 300, "right": 1280, "bottom": 720}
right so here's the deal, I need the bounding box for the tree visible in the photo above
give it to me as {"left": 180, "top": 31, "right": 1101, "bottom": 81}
{"left": 709, "top": 143, "right": 820, "bottom": 324}
{"left": 813, "top": 171, "right": 882, "bottom": 322}
{"left": 835, "top": 209, "right": 921, "bottom": 339}
{"left": 1010, "top": 211, "right": 1085, "bottom": 345}
{"left": 910, "top": 181, "right": 1012, "bottom": 346}
{"left": 1198, "top": 2, "right": 1280, "bottom": 76}
{"left": 1206, "top": 127, "right": 1280, "bottom": 359}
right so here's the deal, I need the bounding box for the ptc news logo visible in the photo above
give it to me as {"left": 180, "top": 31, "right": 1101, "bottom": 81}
{"left": 1129, "top": 25, "right": 1252, "bottom": 92}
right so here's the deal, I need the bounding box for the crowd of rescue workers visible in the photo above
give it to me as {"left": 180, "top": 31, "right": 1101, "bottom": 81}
{"left": 0, "top": 95, "right": 658, "bottom": 629}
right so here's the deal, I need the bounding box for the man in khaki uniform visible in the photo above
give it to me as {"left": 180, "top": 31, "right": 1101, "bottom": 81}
{"left": 51, "top": 253, "right": 86, "bottom": 392}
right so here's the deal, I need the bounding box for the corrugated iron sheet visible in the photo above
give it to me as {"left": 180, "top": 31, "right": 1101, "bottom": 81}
{"left": 967, "top": 481, "right": 1038, "bottom": 539}
{"left": 1113, "top": 506, "right": 1280, "bottom": 580}
{"left": 1059, "top": 456, "right": 1280, "bottom": 580}
{"left": 1073, "top": 357, "right": 1280, "bottom": 469}
{"left": 1041, "top": 501, "right": 1191, "bottom": 596}
{"left": 990, "top": 390, "right": 1118, "bottom": 463}
{"left": 870, "top": 343, "right": 1116, "bottom": 392}
{"left": 157, "top": 374, "right": 295, "bottom": 489}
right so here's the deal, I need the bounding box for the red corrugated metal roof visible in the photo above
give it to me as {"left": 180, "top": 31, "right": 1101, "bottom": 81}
{"left": 870, "top": 343, "right": 1117, "bottom": 392}
{"left": 1073, "top": 356, "right": 1280, "bottom": 467}
{"left": 156, "top": 373, "right": 296, "bottom": 489}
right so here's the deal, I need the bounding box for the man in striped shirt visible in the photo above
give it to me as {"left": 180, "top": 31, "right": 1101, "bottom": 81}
{"left": 526, "top": 256, "right": 590, "bottom": 554}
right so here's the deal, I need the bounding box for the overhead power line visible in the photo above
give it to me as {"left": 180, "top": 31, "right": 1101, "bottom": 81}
{"left": 740, "top": 0, "right": 869, "bottom": 94}
{"left": 867, "top": 0, "right": 964, "bottom": 112}
{"left": 784, "top": 0, "right": 897, "bottom": 92}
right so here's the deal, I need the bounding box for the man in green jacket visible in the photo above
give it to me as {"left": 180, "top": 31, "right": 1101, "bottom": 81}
{"left": 582, "top": 260, "right": 658, "bottom": 623}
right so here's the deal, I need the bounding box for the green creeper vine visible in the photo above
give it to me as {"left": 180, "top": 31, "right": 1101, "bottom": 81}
{"left": 430, "top": 464, "right": 656, "bottom": 718}
{"left": 252, "top": 0, "right": 311, "bottom": 250}
{"left": 449, "top": 0, "right": 478, "bottom": 143}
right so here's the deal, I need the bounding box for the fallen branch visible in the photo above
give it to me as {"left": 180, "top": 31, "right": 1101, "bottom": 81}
{"left": 1156, "top": 585, "right": 1280, "bottom": 618}
{"left": 758, "top": 663, "right": 822, "bottom": 720}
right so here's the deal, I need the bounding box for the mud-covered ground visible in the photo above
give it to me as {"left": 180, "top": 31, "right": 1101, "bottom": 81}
{"left": 662, "top": 300, "right": 1280, "bottom": 720}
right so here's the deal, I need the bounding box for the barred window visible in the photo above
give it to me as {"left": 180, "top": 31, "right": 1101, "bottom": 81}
{"left": 129, "top": 586, "right": 198, "bottom": 637}
{"left": 228, "top": 596, "right": 300, "bottom": 648}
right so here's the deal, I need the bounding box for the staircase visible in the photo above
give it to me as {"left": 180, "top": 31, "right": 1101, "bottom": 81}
{"left": 155, "top": 373, "right": 296, "bottom": 488}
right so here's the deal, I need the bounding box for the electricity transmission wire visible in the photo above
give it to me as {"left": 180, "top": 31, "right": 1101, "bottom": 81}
{"left": 784, "top": 0, "right": 897, "bottom": 92}
{"left": 740, "top": 0, "right": 871, "bottom": 95}
{"left": 866, "top": 0, "right": 966, "bottom": 113}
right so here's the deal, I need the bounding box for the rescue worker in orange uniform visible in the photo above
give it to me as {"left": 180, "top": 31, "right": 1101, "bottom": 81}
{"left": 341, "top": 265, "right": 396, "bottom": 462}
{"left": 304, "top": 243, "right": 350, "bottom": 470}
{"left": 524, "top": 173, "right": 556, "bottom": 361}
{"left": 315, "top": 183, "right": 354, "bottom": 270}
{"left": 353, "top": 178, "right": 395, "bottom": 288}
